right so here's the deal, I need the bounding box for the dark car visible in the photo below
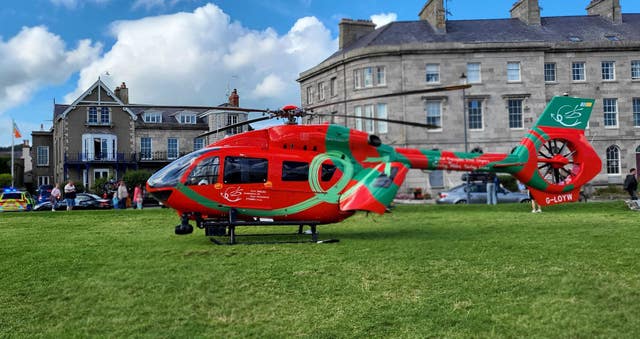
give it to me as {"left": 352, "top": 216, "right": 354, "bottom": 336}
{"left": 34, "top": 193, "right": 112, "bottom": 211}
{"left": 36, "top": 185, "right": 54, "bottom": 204}
{"left": 436, "top": 183, "right": 531, "bottom": 204}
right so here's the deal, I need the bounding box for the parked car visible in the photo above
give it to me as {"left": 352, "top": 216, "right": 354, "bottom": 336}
{"left": 36, "top": 184, "right": 54, "bottom": 204}
{"left": 436, "top": 183, "right": 531, "bottom": 204}
{"left": 0, "top": 189, "right": 36, "bottom": 212}
{"left": 34, "top": 193, "right": 112, "bottom": 211}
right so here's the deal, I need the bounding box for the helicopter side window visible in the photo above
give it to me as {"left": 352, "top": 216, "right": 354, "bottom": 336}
{"left": 186, "top": 156, "right": 220, "bottom": 186}
{"left": 282, "top": 161, "right": 309, "bottom": 181}
{"left": 321, "top": 164, "right": 337, "bottom": 182}
{"left": 224, "top": 157, "right": 268, "bottom": 184}
{"left": 373, "top": 167, "right": 399, "bottom": 188}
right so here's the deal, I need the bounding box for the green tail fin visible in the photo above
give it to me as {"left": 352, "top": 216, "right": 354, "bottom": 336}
{"left": 534, "top": 96, "right": 595, "bottom": 130}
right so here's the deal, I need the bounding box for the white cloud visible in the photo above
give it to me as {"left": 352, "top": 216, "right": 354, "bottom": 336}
{"left": 370, "top": 12, "right": 397, "bottom": 28}
{"left": 67, "top": 3, "right": 337, "bottom": 110}
{"left": 0, "top": 26, "right": 102, "bottom": 113}
{"left": 49, "top": 0, "right": 110, "bottom": 9}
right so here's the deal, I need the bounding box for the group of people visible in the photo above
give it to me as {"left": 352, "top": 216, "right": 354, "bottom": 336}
{"left": 111, "top": 181, "right": 144, "bottom": 210}
{"left": 48, "top": 180, "right": 145, "bottom": 211}
{"left": 49, "top": 180, "right": 77, "bottom": 211}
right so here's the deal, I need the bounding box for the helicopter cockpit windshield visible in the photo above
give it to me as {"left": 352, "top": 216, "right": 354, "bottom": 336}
{"left": 147, "top": 148, "right": 217, "bottom": 188}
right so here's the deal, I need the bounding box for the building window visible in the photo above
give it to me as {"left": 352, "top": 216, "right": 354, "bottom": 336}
{"left": 363, "top": 67, "right": 374, "bottom": 87}
{"left": 544, "top": 63, "right": 556, "bottom": 82}
{"left": 606, "top": 145, "right": 620, "bottom": 175}
{"left": 425, "top": 100, "right": 442, "bottom": 129}
{"left": 507, "top": 62, "right": 521, "bottom": 82}
{"left": 354, "top": 106, "right": 363, "bottom": 131}
{"left": 508, "top": 99, "right": 523, "bottom": 129}
{"left": 360, "top": 104, "right": 373, "bottom": 133}
{"left": 167, "top": 138, "right": 178, "bottom": 160}
{"left": 426, "top": 64, "right": 440, "bottom": 84}
{"left": 37, "top": 176, "right": 50, "bottom": 187}
{"left": 601, "top": 61, "right": 615, "bottom": 81}
{"left": 330, "top": 77, "right": 337, "bottom": 97}
{"left": 466, "top": 63, "right": 481, "bottom": 84}
{"left": 603, "top": 98, "right": 618, "bottom": 127}
{"left": 144, "top": 112, "right": 162, "bottom": 123}
{"left": 94, "top": 169, "right": 109, "bottom": 180}
{"left": 179, "top": 113, "right": 197, "bottom": 124}
{"left": 572, "top": 62, "right": 585, "bottom": 81}
{"left": 467, "top": 100, "right": 483, "bottom": 130}
{"left": 376, "top": 66, "right": 386, "bottom": 86}
{"left": 354, "top": 70, "right": 362, "bottom": 89}
{"left": 632, "top": 61, "right": 640, "bottom": 80}
{"left": 140, "top": 137, "right": 152, "bottom": 160}
{"left": 100, "top": 107, "right": 110, "bottom": 124}
{"left": 88, "top": 107, "right": 98, "bottom": 124}
{"left": 306, "top": 86, "right": 313, "bottom": 104}
{"left": 376, "top": 103, "right": 388, "bottom": 134}
{"left": 318, "top": 82, "right": 325, "bottom": 101}
{"left": 226, "top": 114, "right": 242, "bottom": 134}
{"left": 37, "top": 146, "right": 49, "bottom": 166}
{"left": 634, "top": 98, "right": 640, "bottom": 127}
{"left": 194, "top": 137, "right": 205, "bottom": 151}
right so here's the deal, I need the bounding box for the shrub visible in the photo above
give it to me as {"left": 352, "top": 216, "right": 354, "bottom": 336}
{"left": 0, "top": 173, "right": 11, "bottom": 187}
{"left": 123, "top": 170, "right": 153, "bottom": 189}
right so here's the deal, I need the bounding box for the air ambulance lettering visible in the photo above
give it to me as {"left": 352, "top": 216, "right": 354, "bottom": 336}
{"left": 545, "top": 193, "right": 574, "bottom": 205}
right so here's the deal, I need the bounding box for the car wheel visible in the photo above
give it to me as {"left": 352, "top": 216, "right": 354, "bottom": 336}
{"left": 521, "top": 199, "right": 531, "bottom": 203}
{"left": 455, "top": 200, "right": 466, "bottom": 204}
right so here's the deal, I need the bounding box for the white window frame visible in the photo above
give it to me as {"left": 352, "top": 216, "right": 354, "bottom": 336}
{"left": 37, "top": 176, "right": 50, "bottom": 187}
{"left": 167, "top": 138, "right": 179, "bottom": 160}
{"left": 376, "top": 66, "right": 386, "bottom": 86}
{"left": 467, "top": 63, "right": 481, "bottom": 83}
{"left": 601, "top": 61, "right": 615, "bottom": 81}
{"left": 37, "top": 146, "right": 49, "bottom": 166}
{"left": 377, "top": 103, "right": 388, "bottom": 134}
{"left": 606, "top": 145, "right": 620, "bottom": 175}
{"left": 140, "top": 137, "right": 152, "bottom": 160}
{"left": 363, "top": 104, "right": 374, "bottom": 133}
{"left": 178, "top": 113, "right": 197, "bottom": 124}
{"left": 330, "top": 77, "right": 337, "bottom": 97}
{"left": 572, "top": 62, "right": 586, "bottom": 81}
{"left": 354, "top": 70, "right": 362, "bottom": 89}
{"left": 82, "top": 134, "right": 117, "bottom": 161}
{"left": 633, "top": 98, "right": 640, "bottom": 127}
{"left": 507, "top": 62, "right": 521, "bottom": 82}
{"left": 425, "top": 100, "right": 442, "bottom": 131}
{"left": 544, "top": 63, "right": 556, "bottom": 82}
{"left": 94, "top": 168, "right": 109, "bottom": 180}
{"left": 603, "top": 98, "right": 618, "bottom": 128}
{"left": 194, "top": 137, "right": 205, "bottom": 151}
{"left": 467, "top": 99, "right": 484, "bottom": 131}
{"left": 318, "top": 82, "right": 325, "bottom": 101}
{"left": 87, "top": 107, "right": 98, "bottom": 124}
{"left": 363, "top": 67, "right": 374, "bottom": 88}
{"left": 306, "top": 86, "right": 314, "bottom": 104}
{"left": 426, "top": 64, "right": 440, "bottom": 84}
{"left": 354, "top": 106, "right": 363, "bottom": 131}
{"left": 507, "top": 99, "right": 524, "bottom": 129}
{"left": 144, "top": 112, "right": 162, "bottom": 123}
{"left": 631, "top": 60, "right": 640, "bottom": 80}
{"left": 100, "top": 107, "right": 111, "bottom": 125}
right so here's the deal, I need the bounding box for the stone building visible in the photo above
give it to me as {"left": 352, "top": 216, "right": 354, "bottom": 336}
{"left": 31, "top": 79, "right": 247, "bottom": 190}
{"left": 298, "top": 0, "right": 640, "bottom": 195}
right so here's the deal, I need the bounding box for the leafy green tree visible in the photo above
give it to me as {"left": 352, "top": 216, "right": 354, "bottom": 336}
{"left": 0, "top": 173, "right": 11, "bottom": 187}
{"left": 123, "top": 170, "right": 152, "bottom": 189}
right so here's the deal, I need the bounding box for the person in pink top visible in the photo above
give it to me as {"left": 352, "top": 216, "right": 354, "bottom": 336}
{"left": 133, "top": 184, "right": 143, "bottom": 210}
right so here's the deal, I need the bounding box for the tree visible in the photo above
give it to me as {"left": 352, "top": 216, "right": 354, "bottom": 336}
{"left": 123, "top": 170, "right": 152, "bottom": 189}
{"left": 0, "top": 173, "right": 12, "bottom": 187}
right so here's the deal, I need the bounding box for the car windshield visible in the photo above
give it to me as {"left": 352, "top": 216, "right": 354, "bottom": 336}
{"left": 2, "top": 193, "right": 22, "bottom": 200}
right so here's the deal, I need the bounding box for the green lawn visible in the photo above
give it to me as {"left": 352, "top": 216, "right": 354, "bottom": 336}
{"left": 1, "top": 202, "right": 640, "bottom": 337}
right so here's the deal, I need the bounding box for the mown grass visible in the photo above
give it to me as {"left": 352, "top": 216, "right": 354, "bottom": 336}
{"left": 1, "top": 202, "right": 640, "bottom": 337}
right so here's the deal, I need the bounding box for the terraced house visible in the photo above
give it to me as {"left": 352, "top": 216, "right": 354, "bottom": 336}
{"left": 298, "top": 0, "right": 640, "bottom": 195}
{"left": 31, "top": 79, "right": 247, "bottom": 189}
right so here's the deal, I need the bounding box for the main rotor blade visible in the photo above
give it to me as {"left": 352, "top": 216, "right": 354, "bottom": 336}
{"left": 306, "top": 84, "right": 472, "bottom": 111}
{"left": 198, "top": 116, "right": 273, "bottom": 138}
{"left": 313, "top": 113, "right": 440, "bottom": 129}
{"left": 70, "top": 103, "right": 272, "bottom": 114}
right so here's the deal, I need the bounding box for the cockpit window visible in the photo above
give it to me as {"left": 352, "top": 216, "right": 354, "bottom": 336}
{"left": 147, "top": 148, "right": 214, "bottom": 188}
{"left": 223, "top": 157, "right": 268, "bottom": 184}
{"left": 186, "top": 156, "right": 220, "bottom": 186}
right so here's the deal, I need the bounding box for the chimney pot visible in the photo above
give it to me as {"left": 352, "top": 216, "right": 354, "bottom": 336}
{"left": 229, "top": 89, "right": 239, "bottom": 107}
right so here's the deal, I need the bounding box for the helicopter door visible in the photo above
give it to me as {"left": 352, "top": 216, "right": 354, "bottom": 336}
{"left": 220, "top": 156, "right": 271, "bottom": 209}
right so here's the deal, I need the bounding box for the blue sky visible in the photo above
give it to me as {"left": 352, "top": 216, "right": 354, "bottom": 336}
{"left": 1, "top": 0, "right": 639, "bottom": 147}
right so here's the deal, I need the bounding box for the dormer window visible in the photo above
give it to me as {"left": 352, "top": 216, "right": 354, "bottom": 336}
{"left": 568, "top": 36, "right": 583, "bottom": 42}
{"left": 178, "top": 113, "right": 197, "bottom": 124}
{"left": 143, "top": 112, "right": 162, "bottom": 123}
{"left": 87, "top": 106, "right": 111, "bottom": 125}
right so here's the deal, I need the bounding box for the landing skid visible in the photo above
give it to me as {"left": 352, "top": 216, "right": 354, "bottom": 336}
{"left": 197, "top": 209, "right": 339, "bottom": 245}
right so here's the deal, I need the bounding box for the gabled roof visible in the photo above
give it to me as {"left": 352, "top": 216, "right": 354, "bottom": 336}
{"left": 56, "top": 78, "right": 136, "bottom": 121}
{"left": 331, "top": 14, "right": 640, "bottom": 58}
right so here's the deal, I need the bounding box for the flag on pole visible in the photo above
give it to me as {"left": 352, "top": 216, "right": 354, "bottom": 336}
{"left": 13, "top": 120, "right": 21, "bottom": 139}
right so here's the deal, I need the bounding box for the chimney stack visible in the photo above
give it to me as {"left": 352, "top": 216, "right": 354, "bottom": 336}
{"left": 338, "top": 19, "right": 376, "bottom": 50}
{"left": 587, "top": 0, "right": 622, "bottom": 24}
{"left": 115, "top": 82, "right": 129, "bottom": 104}
{"left": 419, "top": 0, "right": 447, "bottom": 33}
{"left": 228, "top": 89, "right": 239, "bottom": 107}
{"left": 510, "top": 0, "right": 541, "bottom": 25}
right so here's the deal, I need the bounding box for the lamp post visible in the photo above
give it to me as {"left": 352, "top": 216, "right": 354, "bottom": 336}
{"left": 460, "top": 73, "right": 471, "bottom": 204}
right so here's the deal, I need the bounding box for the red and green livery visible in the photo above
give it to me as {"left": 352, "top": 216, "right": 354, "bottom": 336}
{"left": 147, "top": 96, "right": 601, "bottom": 234}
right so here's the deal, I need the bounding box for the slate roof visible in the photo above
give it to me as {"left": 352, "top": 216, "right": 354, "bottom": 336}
{"left": 333, "top": 14, "right": 640, "bottom": 57}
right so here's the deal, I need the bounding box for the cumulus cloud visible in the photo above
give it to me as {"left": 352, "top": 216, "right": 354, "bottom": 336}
{"left": 67, "top": 3, "right": 337, "bottom": 110}
{"left": 370, "top": 12, "right": 397, "bottom": 28}
{"left": 0, "top": 26, "right": 102, "bottom": 113}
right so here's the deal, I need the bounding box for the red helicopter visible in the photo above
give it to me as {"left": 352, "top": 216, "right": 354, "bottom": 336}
{"left": 145, "top": 88, "right": 601, "bottom": 244}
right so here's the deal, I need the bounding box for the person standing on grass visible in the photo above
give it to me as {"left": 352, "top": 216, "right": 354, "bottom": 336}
{"left": 623, "top": 168, "right": 638, "bottom": 200}
{"left": 133, "top": 184, "right": 143, "bottom": 210}
{"left": 63, "top": 180, "right": 76, "bottom": 211}
{"left": 50, "top": 183, "right": 61, "bottom": 211}
{"left": 117, "top": 181, "right": 129, "bottom": 209}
